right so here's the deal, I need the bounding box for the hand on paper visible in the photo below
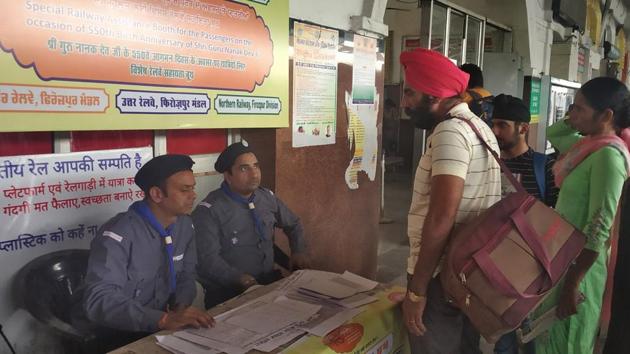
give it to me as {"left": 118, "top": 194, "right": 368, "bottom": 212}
{"left": 290, "top": 252, "right": 311, "bottom": 270}
{"left": 402, "top": 295, "right": 427, "bottom": 336}
{"left": 556, "top": 281, "right": 580, "bottom": 319}
{"left": 160, "top": 306, "right": 215, "bottom": 330}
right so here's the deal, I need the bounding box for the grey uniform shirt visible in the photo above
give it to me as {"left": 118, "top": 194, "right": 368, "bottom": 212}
{"left": 81, "top": 205, "right": 197, "bottom": 333}
{"left": 192, "top": 187, "right": 306, "bottom": 289}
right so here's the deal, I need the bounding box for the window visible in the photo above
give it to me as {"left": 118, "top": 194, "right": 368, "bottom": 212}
{"left": 424, "top": 1, "right": 486, "bottom": 67}
{"left": 484, "top": 23, "right": 510, "bottom": 53}
{"left": 466, "top": 17, "right": 482, "bottom": 65}
{"left": 430, "top": 5, "right": 447, "bottom": 53}
{"left": 448, "top": 10, "right": 466, "bottom": 65}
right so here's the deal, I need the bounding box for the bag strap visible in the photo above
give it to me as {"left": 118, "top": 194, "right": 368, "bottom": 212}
{"left": 532, "top": 152, "right": 547, "bottom": 199}
{"left": 452, "top": 116, "right": 526, "bottom": 194}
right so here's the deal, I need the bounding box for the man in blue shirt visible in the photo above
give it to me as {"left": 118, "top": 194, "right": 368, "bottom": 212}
{"left": 192, "top": 142, "right": 309, "bottom": 309}
{"left": 73, "top": 154, "right": 213, "bottom": 352}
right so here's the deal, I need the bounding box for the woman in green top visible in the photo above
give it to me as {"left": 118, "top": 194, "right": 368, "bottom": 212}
{"left": 534, "top": 77, "right": 630, "bottom": 354}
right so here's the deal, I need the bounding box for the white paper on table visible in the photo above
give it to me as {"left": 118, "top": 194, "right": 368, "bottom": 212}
{"left": 155, "top": 335, "right": 221, "bottom": 354}
{"left": 252, "top": 325, "right": 307, "bottom": 352}
{"left": 186, "top": 320, "right": 265, "bottom": 348}
{"left": 299, "top": 271, "right": 378, "bottom": 299}
{"left": 173, "top": 330, "right": 249, "bottom": 354}
{"left": 215, "top": 290, "right": 282, "bottom": 321}
{"left": 341, "top": 271, "right": 378, "bottom": 291}
{"left": 299, "top": 307, "right": 364, "bottom": 337}
{"left": 225, "top": 296, "right": 321, "bottom": 334}
{"left": 278, "top": 270, "right": 354, "bottom": 293}
{"left": 334, "top": 292, "right": 378, "bottom": 308}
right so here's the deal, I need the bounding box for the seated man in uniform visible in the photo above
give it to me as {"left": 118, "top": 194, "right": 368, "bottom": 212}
{"left": 192, "top": 142, "right": 310, "bottom": 309}
{"left": 72, "top": 154, "right": 213, "bottom": 352}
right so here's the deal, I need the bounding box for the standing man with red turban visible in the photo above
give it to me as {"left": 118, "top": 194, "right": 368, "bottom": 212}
{"left": 400, "top": 48, "right": 501, "bottom": 353}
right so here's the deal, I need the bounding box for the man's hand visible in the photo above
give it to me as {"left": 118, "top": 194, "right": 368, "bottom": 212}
{"left": 290, "top": 252, "right": 311, "bottom": 270}
{"left": 239, "top": 273, "right": 258, "bottom": 289}
{"left": 402, "top": 295, "right": 428, "bottom": 336}
{"left": 159, "top": 306, "right": 215, "bottom": 330}
{"left": 556, "top": 280, "right": 580, "bottom": 319}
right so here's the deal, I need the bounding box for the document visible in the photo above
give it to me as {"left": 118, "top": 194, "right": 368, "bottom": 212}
{"left": 186, "top": 321, "right": 265, "bottom": 348}
{"left": 299, "top": 271, "right": 379, "bottom": 299}
{"left": 225, "top": 296, "right": 321, "bottom": 334}
{"left": 156, "top": 335, "right": 221, "bottom": 354}
{"left": 336, "top": 292, "right": 379, "bottom": 308}
{"left": 252, "top": 325, "right": 306, "bottom": 352}
{"left": 173, "top": 331, "right": 250, "bottom": 354}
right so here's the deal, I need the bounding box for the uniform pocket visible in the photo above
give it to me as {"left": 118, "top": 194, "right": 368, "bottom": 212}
{"left": 128, "top": 270, "right": 156, "bottom": 305}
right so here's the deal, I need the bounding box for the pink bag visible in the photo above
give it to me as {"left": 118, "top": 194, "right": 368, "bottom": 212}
{"left": 440, "top": 118, "right": 586, "bottom": 343}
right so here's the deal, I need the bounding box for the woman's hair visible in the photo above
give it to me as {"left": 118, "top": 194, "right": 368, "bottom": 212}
{"left": 580, "top": 76, "right": 630, "bottom": 129}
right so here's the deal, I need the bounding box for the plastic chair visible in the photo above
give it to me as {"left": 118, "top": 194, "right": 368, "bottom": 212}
{"left": 13, "top": 249, "right": 95, "bottom": 351}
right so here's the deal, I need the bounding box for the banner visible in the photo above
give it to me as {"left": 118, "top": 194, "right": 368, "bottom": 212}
{"left": 1, "top": 147, "right": 152, "bottom": 252}
{"left": 0, "top": 0, "right": 288, "bottom": 131}
{"left": 0, "top": 147, "right": 152, "bottom": 323}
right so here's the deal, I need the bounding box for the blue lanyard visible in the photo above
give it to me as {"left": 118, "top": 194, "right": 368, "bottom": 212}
{"left": 131, "top": 201, "right": 177, "bottom": 297}
{"left": 220, "top": 182, "right": 265, "bottom": 238}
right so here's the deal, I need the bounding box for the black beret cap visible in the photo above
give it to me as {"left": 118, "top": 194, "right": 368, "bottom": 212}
{"left": 215, "top": 141, "right": 252, "bottom": 173}
{"left": 492, "top": 94, "right": 531, "bottom": 123}
{"left": 135, "top": 154, "right": 194, "bottom": 193}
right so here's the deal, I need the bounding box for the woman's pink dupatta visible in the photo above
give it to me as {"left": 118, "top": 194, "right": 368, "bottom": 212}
{"left": 552, "top": 129, "right": 630, "bottom": 188}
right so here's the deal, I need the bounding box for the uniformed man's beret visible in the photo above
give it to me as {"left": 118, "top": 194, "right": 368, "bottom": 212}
{"left": 214, "top": 141, "right": 252, "bottom": 173}
{"left": 135, "top": 154, "right": 195, "bottom": 193}
{"left": 493, "top": 94, "right": 531, "bottom": 123}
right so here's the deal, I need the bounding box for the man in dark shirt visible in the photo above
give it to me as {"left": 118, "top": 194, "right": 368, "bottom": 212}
{"left": 491, "top": 94, "right": 559, "bottom": 354}
{"left": 491, "top": 94, "right": 558, "bottom": 207}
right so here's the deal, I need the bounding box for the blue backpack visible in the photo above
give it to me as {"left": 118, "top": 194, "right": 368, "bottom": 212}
{"left": 533, "top": 152, "right": 547, "bottom": 199}
{"left": 467, "top": 89, "right": 494, "bottom": 125}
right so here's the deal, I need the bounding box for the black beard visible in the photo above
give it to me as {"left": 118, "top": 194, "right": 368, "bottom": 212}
{"left": 405, "top": 107, "right": 437, "bottom": 130}
{"left": 497, "top": 139, "right": 516, "bottom": 151}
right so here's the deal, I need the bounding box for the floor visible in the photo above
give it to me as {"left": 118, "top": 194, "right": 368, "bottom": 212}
{"left": 376, "top": 171, "right": 412, "bottom": 287}
{"left": 375, "top": 170, "right": 496, "bottom": 354}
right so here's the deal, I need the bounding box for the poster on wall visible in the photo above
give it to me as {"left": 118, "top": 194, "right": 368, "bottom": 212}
{"left": 351, "top": 34, "right": 376, "bottom": 105}
{"left": 0, "top": 147, "right": 151, "bottom": 322}
{"left": 0, "top": 0, "right": 288, "bottom": 132}
{"left": 292, "top": 21, "right": 338, "bottom": 148}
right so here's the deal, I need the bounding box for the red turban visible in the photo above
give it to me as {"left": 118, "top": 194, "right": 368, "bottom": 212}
{"left": 400, "top": 48, "right": 469, "bottom": 98}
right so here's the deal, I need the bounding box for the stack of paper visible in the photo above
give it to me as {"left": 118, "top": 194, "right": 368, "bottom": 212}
{"left": 156, "top": 270, "right": 380, "bottom": 353}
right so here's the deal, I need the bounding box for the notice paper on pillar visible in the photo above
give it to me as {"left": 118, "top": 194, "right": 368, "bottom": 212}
{"left": 351, "top": 35, "right": 376, "bottom": 105}
{"left": 292, "top": 21, "right": 338, "bottom": 148}
{"left": 0, "top": 147, "right": 152, "bottom": 254}
{"left": 344, "top": 89, "right": 379, "bottom": 190}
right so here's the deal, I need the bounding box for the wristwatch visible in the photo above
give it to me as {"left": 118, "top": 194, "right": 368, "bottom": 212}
{"left": 406, "top": 290, "right": 426, "bottom": 303}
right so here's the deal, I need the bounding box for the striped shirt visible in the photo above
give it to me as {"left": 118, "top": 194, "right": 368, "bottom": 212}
{"left": 501, "top": 148, "right": 558, "bottom": 207}
{"left": 407, "top": 103, "right": 501, "bottom": 275}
